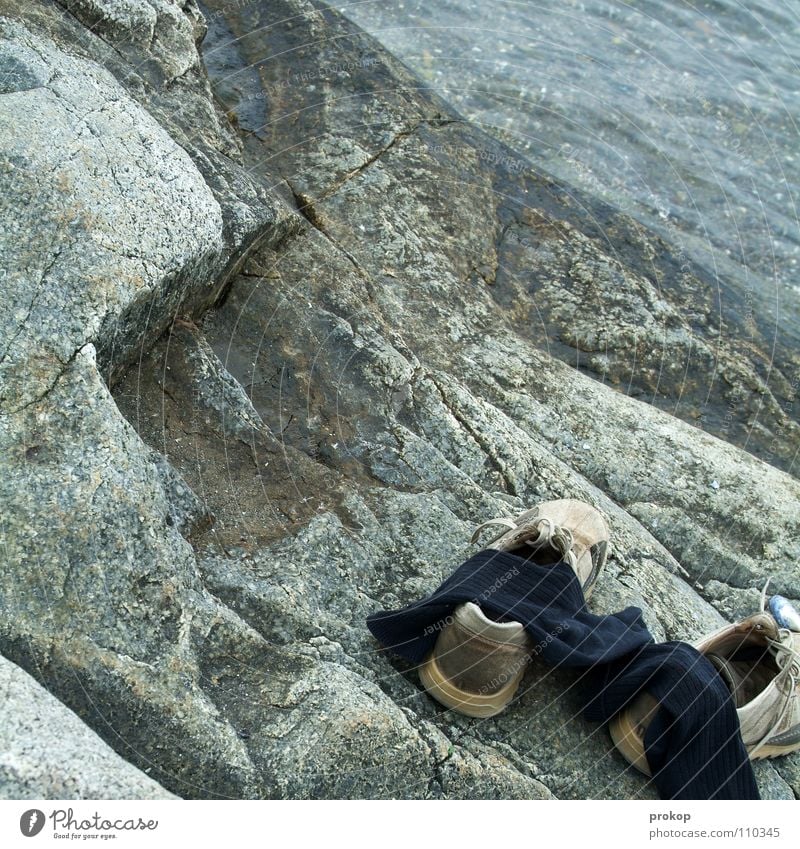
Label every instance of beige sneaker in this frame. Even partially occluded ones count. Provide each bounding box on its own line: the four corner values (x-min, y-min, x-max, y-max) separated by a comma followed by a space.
471, 498, 610, 598
418, 602, 533, 717
419, 499, 611, 717
610, 590, 800, 773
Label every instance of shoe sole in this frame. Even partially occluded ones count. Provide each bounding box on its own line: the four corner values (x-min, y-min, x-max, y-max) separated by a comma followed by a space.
418, 652, 526, 718
750, 743, 800, 760
582, 537, 608, 599
608, 704, 800, 771
607, 692, 661, 777
608, 711, 653, 776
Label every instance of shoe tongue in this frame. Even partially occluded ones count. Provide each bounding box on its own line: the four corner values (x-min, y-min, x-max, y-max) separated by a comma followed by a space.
518, 528, 566, 565
707, 653, 750, 708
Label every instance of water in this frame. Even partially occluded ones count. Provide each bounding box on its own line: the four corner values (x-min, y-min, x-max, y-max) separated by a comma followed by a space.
341, 0, 800, 343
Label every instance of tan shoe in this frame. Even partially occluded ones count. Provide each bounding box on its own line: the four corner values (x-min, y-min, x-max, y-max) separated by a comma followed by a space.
419, 499, 611, 717
470, 498, 611, 597
418, 602, 532, 717
609, 590, 800, 773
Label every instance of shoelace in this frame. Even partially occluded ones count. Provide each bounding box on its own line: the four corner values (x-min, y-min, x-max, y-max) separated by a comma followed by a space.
748, 579, 800, 757
470, 510, 576, 567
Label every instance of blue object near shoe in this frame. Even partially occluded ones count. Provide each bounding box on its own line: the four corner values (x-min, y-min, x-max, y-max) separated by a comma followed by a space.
768, 595, 800, 632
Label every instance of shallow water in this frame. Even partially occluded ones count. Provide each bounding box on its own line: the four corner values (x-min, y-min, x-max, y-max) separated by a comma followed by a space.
341, 0, 800, 344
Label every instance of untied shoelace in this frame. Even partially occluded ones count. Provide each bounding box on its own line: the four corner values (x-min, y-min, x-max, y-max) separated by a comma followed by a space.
469, 507, 577, 569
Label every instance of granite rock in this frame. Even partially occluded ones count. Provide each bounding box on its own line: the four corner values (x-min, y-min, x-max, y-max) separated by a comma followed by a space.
0, 653, 175, 799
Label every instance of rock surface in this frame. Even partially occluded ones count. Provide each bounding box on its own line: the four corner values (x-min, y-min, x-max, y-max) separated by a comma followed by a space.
0, 0, 798, 800
0, 653, 175, 799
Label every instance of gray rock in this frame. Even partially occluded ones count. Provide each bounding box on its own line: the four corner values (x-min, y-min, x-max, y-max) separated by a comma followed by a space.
146, 446, 214, 540
59, 0, 204, 84
0, 17, 224, 411
0, 652, 175, 799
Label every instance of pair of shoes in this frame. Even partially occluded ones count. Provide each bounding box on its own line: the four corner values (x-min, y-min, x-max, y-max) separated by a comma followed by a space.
610, 584, 800, 770
419, 499, 800, 766
419, 498, 610, 718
